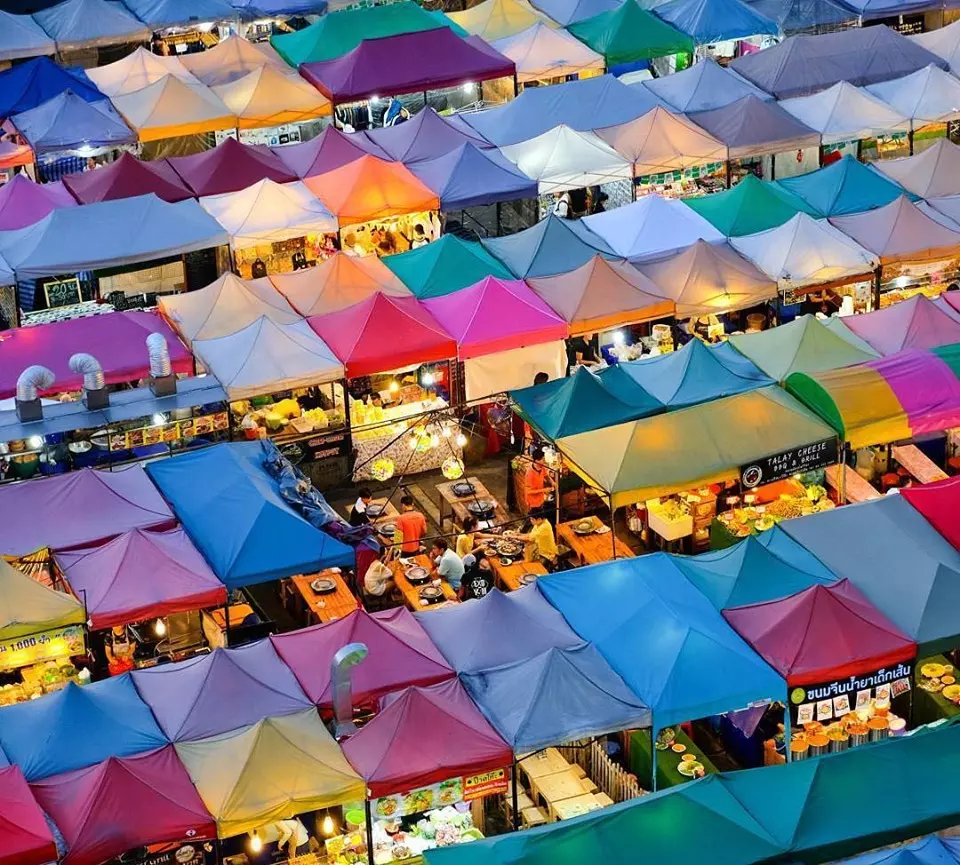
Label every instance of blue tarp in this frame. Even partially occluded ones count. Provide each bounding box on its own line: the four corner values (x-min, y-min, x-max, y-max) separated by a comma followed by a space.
32, 0, 150, 51
463, 74, 661, 146
653, 0, 778, 45
837, 836, 960, 865
11, 90, 135, 154
0, 676, 167, 782
482, 214, 618, 278
122, 0, 236, 27
746, 0, 857, 34
0, 11, 55, 62
643, 56, 772, 112
146, 442, 355, 589
0, 57, 102, 118
462, 644, 651, 752
415, 586, 584, 674
538, 554, 785, 728
529, 0, 621, 25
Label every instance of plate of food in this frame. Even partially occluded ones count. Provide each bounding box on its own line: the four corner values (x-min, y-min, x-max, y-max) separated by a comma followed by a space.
496, 539, 524, 558
920, 678, 944, 692
375, 797, 400, 818
310, 577, 337, 594
944, 684, 960, 702
655, 728, 676, 750
499, 557, 513, 567
519, 573, 538, 586
671, 743, 686, 754
405, 566, 430, 584
483, 546, 498, 557
572, 519, 596, 535
419, 585, 443, 600
677, 761, 705, 778
921, 662, 946, 679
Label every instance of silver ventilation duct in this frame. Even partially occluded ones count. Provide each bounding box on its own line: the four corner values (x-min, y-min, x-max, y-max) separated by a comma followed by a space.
331, 642, 368, 738
68, 353, 109, 409
15, 365, 55, 422
146, 332, 176, 397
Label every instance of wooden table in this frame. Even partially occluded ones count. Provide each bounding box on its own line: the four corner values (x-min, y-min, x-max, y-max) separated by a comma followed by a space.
290, 570, 359, 624
490, 559, 547, 592
557, 517, 634, 566
533, 767, 588, 806
551, 792, 606, 821
437, 477, 510, 531
202, 603, 253, 649
518, 748, 571, 785
825, 464, 881, 504
389, 554, 459, 612
892, 445, 949, 484
343, 497, 399, 523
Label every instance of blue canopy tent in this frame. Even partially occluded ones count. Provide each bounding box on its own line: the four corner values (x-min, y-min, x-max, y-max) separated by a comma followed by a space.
364, 107, 492, 164
839, 0, 945, 19
0, 57, 102, 118
746, 0, 858, 35
11, 91, 135, 155
146, 442, 354, 589
122, 0, 237, 27
835, 836, 960, 865
0, 676, 167, 782
0, 11, 55, 62
643, 56, 772, 113
529, 0, 621, 25
228, 0, 327, 17
32, 0, 150, 52
653, 0, 778, 45
461, 644, 651, 752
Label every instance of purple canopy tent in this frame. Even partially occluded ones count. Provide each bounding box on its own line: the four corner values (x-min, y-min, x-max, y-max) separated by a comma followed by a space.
271, 125, 389, 179
10, 91, 135, 155
168, 136, 296, 197
62, 152, 193, 204
365, 107, 492, 164
0, 174, 75, 230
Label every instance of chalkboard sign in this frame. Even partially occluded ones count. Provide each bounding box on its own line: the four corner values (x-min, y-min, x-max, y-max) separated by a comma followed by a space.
182, 249, 218, 292
42, 277, 81, 308
740, 437, 839, 489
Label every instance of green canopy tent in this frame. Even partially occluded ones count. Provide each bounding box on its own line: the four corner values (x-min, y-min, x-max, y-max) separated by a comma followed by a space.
568, 0, 693, 67
683, 174, 816, 237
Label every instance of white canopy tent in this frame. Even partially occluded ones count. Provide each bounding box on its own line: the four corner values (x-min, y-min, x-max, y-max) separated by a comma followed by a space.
911, 19, 960, 73
110, 75, 236, 142
779, 81, 911, 145
492, 23, 604, 83
866, 65, 960, 128
87, 47, 201, 98
181, 35, 289, 88
871, 139, 960, 198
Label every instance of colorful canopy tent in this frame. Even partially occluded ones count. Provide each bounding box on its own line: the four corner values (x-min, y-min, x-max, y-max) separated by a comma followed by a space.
416, 586, 584, 674
833, 836, 960, 865
637, 238, 778, 316
0, 555, 84, 639
644, 57, 771, 113
30, 747, 215, 865
0, 11, 55, 62
175, 709, 365, 838
122, 0, 235, 27
411, 143, 538, 211
493, 23, 604, 83
145, 442, 354, 588
384, 234, 513, 299
500, 124, 633, 194
462, 644, 650, 752
902, 474, 960, 553
683, 174, 815, 237
539, 554, 784, 728
818, 313, 903, 354
729, 314, 880, 381
212, 65, 331, 129
583, 195, 724, 261
62, 152, 193, 203
529, 0, 619, 24
300, 29, 516, 105
526, 255, 673, 334
745, 0, 857, 35
272, 125, 389, 179
842, 0, 945, 20
198, 178, 336, 250
0, 766, 57, 865
557, 385, 837, 505
0, 676, 167, 782
463, 74, 660, 147
0, 174, 75, 230
272, 608, 453, 709
841, 294, 960, 356
866, 65, 960, 129
449, 0, 554, 41
872, 139, 960, 199
911, 18, 960, 73
937, 291, 960, 323
783, 495, 960, 654
365, 107, 491, 165
133, 640, 312, 742
483, 213, 618, 278
85, 48, 201, 98
168, 137, 296, 198
729, 213, 879, 291
32, 0, 149, 51
231, 0, 327, 15
11, 91, 136, 154
568, 1, 693, 66
307, 293, 456, 378
54, 527, 226, 631
341, 679, 512, 797
728, 25, 948, 100
191, 317, 343, 401
0, 195, 228, 284
0, 57, 103, 118
654, 0, 778, 45
596, 105, 727, 178
181, 35, 288, 88
921, 195, 960, 231
305, 155, 439, 228
779, 81, 911, 145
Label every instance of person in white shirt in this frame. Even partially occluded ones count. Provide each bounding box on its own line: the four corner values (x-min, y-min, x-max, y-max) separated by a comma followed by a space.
364, 553, 394, 597
553, 191, 571, 218
275, 818, 310, 859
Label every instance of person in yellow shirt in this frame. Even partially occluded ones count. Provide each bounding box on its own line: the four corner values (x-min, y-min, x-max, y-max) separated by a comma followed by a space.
509, 509, 557, 570
456, 515, 479, 559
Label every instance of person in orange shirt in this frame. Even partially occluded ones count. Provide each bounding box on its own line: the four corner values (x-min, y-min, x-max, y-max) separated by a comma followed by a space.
524, 447, 554, 512
394, 494, 427, 555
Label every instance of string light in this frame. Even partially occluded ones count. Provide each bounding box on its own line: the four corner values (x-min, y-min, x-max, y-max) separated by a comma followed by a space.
455, 433, 467, 448
154, 618, 166, 637
422, 372, 435, 387
389, 380, 400, 393
612, 330, 625, 346
322, 814, 335, 836
249, 831, 262, 853
441, 425, 452, 438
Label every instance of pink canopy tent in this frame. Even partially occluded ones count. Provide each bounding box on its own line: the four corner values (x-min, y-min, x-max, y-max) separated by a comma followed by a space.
0, 174, 75, 230
54, 527, 226, 631
0, 766, 56, 865
271, 125, 390, 179
0, 310, 192, 400
271, 608, 454, 710
168, 136, 297, 198
341, 679, 512, 797
842, 294, 960, 356
62, 152, 193, 204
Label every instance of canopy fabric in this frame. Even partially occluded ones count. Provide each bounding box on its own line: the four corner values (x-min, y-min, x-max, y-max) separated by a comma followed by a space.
0, 11, 54, 62
110, 75, 236, 142
526, 255, 673, 334
644, 57, 771, 114
689, 95, 820, 160
411, 143, 538, 210
0, 194, 228, 282
729, 314, 880, 381
841, 294, 960, 356
133, 640, 312, 742
0, 556, 84, 640
123, 0, 234, 26
728, 25, 948, 99
0, 676, 167, 782
729, 213, 879, 290
902, 474, 960, 553
85, 48, 201, 98
0, 766, 57, 865
212, 66, 331, 128
307, 293, 456, 377
305, 154, 439, 226
745, 0, 857, 34
783, 495, 960, 654
596, 105, 727, 177
0, 57, 103, 118
168, 137, 296, 198
529, 0, 620, 24
557, 385, 837, 505
568, 1, 693, 66
198, 178, 336, 250
31, 747, 214, 865
841, 0, 945, 20
192, 317, 343, 401
493, 23, 604, 83
654, 0, 778, 44
866, 64, 960, 127
62, 151, 193, 203
272, 124, 389, 180
833, 837, 960, 865
32, 0, 149, 51
922, 195, 960, 231
181, 35, 289, 88
637, 238, 778, 316
146, 442, 354, 588
365, 107, 491, 164
416, 586, 584, 674
912, 18, 960, 73
449, 0, 555, 41
300, 29, 516, 104
175, 709, 365, 838
0, 174, 75, 230
500, 124, 633, 194
483, 213, 618, 278
462, 644, 650, 752
539, 554, 784, 728
462, 340, 566, 400
683, 174, 815, 237
384, 234, 513, 299
341, 679, 512, 797
872, 139, 960, 199
12, 91, 135, 154
583, 195, 725, 261
54, 527, 226, 632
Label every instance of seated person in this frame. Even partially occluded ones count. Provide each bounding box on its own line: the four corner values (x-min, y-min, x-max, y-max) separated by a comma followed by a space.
431, 538, 464, 593
363, 550, 395, 605
509, 509, 558, 570
460, 553, 494, 600
350, 487, 373, 527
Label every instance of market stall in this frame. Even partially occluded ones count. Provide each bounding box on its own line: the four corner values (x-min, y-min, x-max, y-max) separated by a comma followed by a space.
391, 554, 460, 612
873, 139, 960, 199
866, 65, 960, 154
0, 765, 57, 865
273, 125, 391, 180
168, 137, 297, 198
86, 47, 202, 98
365, 107, 492, 165
211, 64, 331, 134
384, 235, 513, 300
0, 57, 104, 120
839, 294, 960, 355
62, 151, 194, 204
32, 0, 149, 54
901, 473, 960, 550
449, 0, 553, 41
528, 0, 618, 25
0, 9, 54, 63
645, 57, 770, 114
493, 23, 604, 86
654, 0, 778, 59
181, 35, 290, 88
683, 175, 815, 238
0, 174, 75, 231
626, 725, 718, 789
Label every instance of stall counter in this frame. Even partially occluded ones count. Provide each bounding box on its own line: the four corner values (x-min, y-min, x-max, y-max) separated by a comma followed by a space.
625, 727, 718, 789
914, 654, 960, 726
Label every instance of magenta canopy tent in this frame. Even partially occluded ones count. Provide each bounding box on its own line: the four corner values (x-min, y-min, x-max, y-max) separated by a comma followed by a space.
0, 309, 192, 400
132, 639, 312, 742
271, 608, 454, 710
62, 152, 193, 204
54, 527, 226, 631
271, 125, 389, 179
0, 466, 174, 557
168, 136, 297, 197
0, 174, 75, 230
300, 29, 516, 104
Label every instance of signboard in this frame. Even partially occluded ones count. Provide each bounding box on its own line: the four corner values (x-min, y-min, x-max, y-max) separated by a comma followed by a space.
0, 624, 86, 671
278, 428, 351, 466
788, 661, 913, 725
108, 412, 229, 452
373, 768, 508, 819
42, 277, 81, 309
740, 437, 839, 489
463, 768, 508, 801
128, 842, 214, 865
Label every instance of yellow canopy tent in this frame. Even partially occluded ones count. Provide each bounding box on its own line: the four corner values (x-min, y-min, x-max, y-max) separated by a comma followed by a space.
0, 557, 84, 641
212, 66, 331, 130
449, 0, 555, 42
111, 75, 236, 142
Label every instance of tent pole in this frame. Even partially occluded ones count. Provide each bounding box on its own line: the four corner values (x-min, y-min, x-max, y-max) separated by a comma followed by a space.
223, 599, 230, 648
724, 160, 731, 190
838, 444, 847, 505
608, 493, 617, 560
908, 128, 915, 156
365, 801, 376, 865
873, 267, 882, 311
784, 696, 792, 763
818, 144, 824, 168
511, 759, 521, 831
650, 723, 658, 793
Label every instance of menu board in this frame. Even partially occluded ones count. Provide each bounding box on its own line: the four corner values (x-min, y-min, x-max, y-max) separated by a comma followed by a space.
789, 662, 913, 725
373, 769, 508, 819
740, 437, 839, 489
108, 412, 229, 452
0, 624, 85, 671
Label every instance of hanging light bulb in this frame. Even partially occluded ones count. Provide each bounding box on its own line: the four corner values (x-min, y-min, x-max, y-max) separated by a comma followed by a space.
322, 813, 335, 836
442, 425, 452, 438
409, 434, 419, 450
612, 330, 626, 346
152, 413, 166, 427
421, 371, 435, 387
154, 618, 166, 637
249, 831, 262, 853
430, 434, 440, 448
455, 432, 467, 448
389, 380, 400, 393
27, 436, 43, 450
